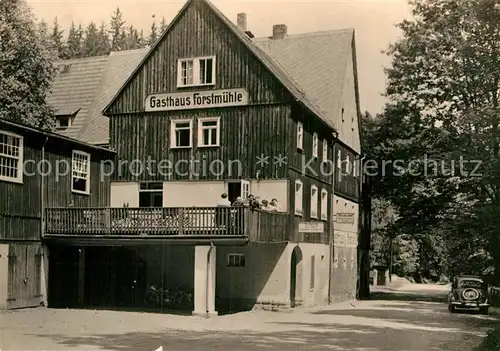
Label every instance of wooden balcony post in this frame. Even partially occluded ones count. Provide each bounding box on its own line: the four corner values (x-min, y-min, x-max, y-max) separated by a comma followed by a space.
106, 208, 112, 235
178, 208, 184, 235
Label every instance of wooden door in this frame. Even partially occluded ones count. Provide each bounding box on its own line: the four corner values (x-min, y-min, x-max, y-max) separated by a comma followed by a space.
7, 243, 42, 309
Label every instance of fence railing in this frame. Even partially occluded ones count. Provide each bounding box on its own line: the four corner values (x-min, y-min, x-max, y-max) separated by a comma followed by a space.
44, 207, 248, 236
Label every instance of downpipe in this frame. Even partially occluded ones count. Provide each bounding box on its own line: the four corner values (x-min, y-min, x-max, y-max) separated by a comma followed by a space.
206, 241, 215, 315
40, 136, 48, 307
41, 136, 48, 238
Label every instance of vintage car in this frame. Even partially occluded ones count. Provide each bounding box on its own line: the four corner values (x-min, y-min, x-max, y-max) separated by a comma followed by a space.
448, 275, 490, 314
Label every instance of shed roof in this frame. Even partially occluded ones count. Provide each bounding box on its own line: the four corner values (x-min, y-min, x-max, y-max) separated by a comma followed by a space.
0, 117, 115, 154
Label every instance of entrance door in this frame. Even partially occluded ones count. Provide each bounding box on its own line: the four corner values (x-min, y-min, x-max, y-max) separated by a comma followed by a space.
290, 246, 303, 308
7, 243, 42, 309
227, 180, 250, 203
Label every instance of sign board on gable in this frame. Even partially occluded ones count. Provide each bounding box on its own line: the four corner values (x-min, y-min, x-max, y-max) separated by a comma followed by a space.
334, 213, 355, 224
298, 222, 324, 233
145, 88, 249, 112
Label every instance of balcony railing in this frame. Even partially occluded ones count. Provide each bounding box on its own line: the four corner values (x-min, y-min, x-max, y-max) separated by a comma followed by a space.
44, 207, 251, 237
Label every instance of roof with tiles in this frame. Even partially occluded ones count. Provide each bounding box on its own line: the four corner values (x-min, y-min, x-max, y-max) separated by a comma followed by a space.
50, 0, 357, 145
104, 0, 356, 134
79, 48, 148, 145
200, 0, 334, 128
48, 55, 108, 139
254, 29, 354, 132
47, 48, 148, 145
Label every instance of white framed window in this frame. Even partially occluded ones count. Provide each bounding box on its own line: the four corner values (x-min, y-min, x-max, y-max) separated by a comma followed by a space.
310, 185, 318, 219
297, 121, 303, 150
177, 56, 216, 87
337, 150, 342, 181
241, 180, 250, 200
198, 117, 220, 147
72, 150, 90, 195
227, 253, 245, 267
0, 131, 23, 184
312, 132, 318, 158
170, 119, 193, 148
294, 179, 303, 216
322, 139, 328, 162
320, 189, 328, 221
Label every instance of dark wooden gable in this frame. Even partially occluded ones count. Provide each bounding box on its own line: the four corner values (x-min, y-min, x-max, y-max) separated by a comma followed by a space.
103, 0, 293, 115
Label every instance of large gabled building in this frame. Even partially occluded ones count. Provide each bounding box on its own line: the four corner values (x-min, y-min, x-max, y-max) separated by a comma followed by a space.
36, 0, 364, 314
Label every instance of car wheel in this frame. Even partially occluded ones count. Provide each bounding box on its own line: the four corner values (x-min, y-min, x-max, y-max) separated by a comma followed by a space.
479, 307, 489, 315
448, 305, 455, 313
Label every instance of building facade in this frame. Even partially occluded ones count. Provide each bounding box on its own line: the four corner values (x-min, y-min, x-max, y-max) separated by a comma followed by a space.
9, 0, 364, 315
0, 118, 114, 309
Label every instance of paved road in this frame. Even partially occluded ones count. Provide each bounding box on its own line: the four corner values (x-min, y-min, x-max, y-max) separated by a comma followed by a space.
1, 284, 499, 350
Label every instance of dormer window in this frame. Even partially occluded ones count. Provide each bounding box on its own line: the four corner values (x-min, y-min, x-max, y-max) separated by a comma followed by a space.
56, 116, 72, 130
177, 56, 216, 87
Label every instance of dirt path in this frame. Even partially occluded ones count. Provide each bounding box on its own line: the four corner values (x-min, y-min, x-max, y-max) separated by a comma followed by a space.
1, 285, 497, 350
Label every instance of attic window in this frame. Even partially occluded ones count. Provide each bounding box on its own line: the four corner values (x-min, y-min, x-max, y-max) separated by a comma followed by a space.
56, 116, 72, 130
61, 64, 71, 73
177, 56, 216, 87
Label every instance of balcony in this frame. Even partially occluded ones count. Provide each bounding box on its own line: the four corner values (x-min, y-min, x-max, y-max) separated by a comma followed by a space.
43, 207, 301, 245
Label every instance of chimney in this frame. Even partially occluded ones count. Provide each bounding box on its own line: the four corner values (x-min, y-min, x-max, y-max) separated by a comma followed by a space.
237, 13, 247, 32
272, 24, 287, 39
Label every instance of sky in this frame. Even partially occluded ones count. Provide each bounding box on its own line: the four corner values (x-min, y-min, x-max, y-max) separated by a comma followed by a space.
27, 0, 413, 115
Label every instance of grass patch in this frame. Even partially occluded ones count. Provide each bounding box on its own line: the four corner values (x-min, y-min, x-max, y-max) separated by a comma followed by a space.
476, 327, 500, 351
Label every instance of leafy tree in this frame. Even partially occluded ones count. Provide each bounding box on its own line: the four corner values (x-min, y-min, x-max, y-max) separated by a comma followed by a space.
366, 0, 500, 282
0, 0, 57, 128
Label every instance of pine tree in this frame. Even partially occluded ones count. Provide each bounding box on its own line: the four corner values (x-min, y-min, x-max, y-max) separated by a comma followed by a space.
124, 25, 137, 49
82, 21, 99, 57
148, 20, 157, 45
50, 17, 65, 58
65, 22, 83, 58
138, 29, 146, 48
110, 7, 126, 51
96, 22, 111, 56
159, 16, 167, 33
